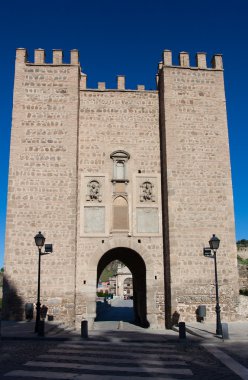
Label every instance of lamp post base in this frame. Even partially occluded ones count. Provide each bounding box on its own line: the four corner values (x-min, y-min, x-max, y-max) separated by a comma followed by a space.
37, 320, 45, 336
34, 301, 41, 333
216, 303, 222, 337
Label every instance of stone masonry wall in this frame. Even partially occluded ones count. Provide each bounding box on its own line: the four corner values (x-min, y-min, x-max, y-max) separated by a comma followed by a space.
76, 88, 166, 328
238, 247, 248, 260
238, 264, 248, 290
238, 295, 248, 320
159, 51, 239, 322
4, 47, 239, 327
238, 248, 248, 291
3, 49, 79, 322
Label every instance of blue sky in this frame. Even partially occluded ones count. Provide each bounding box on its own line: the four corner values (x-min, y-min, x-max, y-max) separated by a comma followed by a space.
0, 0, 247, 267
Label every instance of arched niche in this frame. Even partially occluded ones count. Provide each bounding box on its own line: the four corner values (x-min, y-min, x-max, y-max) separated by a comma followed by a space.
110, 150, 130, 182
112, 196, 129, 231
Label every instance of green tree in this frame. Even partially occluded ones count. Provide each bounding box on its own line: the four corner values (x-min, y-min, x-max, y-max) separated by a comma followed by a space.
237, 239, 248, 247
99, 260, 122, 281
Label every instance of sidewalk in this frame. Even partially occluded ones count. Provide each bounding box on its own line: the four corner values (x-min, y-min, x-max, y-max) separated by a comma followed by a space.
1, 318, 248, 342
184, 321, 248, 342
0, 320, 76, 340
186, 321, 248, 380
0, 319, 182, 341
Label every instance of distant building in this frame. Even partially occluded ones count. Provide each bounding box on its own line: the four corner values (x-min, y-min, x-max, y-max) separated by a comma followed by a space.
97, 264, 133, 298
115, 264, 133, 298
97, 281, 110, 294
108, 277, 116, 296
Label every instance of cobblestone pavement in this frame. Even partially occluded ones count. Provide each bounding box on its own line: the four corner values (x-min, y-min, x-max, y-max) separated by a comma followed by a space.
219, 341, 248, 368
0, 331, 242, 380
0, 340, 58, 376
1, 303, 248, 379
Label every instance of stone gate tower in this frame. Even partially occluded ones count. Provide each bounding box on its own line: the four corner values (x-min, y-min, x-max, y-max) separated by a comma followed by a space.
3, 48, 239, 328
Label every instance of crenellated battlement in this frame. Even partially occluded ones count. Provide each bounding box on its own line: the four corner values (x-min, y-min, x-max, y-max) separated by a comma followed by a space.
16, 47, 223, 93
160, 50, 223, 70
16, 48, 147, 91
80, 74, 147, 91
81, 75, 147, 91
16, 48, 80, 65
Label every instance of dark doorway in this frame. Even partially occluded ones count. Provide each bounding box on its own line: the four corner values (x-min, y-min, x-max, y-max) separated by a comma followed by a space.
96, 248, 149, 327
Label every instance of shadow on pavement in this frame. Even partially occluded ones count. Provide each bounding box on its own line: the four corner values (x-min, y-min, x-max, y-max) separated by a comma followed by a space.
0, 320, 244, 380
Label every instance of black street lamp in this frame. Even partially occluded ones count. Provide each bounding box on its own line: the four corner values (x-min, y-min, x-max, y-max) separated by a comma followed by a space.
34, 231, 52, 335
203, 234, 222, 336
209, 234, 220, 251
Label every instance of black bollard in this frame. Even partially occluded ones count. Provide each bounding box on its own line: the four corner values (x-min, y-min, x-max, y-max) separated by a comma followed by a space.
37, 320, 45, 337
25, 303, 34, 321
81, 320, 88, 339
179, 322, 186, 339
222, 323, 229, 340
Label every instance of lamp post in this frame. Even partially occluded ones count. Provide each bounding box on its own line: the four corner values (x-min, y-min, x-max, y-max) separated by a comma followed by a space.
34, 232, 53, 334
209, 234, 222, 336
203, 234, 222, 336
34, 231, 45, 333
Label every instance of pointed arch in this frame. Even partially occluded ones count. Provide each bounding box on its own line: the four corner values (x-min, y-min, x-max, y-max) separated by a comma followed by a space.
113, 196, 129, 230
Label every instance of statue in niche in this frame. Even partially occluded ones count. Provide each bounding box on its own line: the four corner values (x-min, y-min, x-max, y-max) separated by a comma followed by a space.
86, 180, 102, 202
140, 181, 155, 202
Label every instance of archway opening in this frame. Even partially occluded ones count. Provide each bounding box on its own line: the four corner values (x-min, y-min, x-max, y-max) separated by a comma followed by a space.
96, 247, 149, 328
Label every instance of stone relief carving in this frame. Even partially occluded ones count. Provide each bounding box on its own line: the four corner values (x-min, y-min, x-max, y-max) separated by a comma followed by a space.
86, 180, 102, 202
140, 181, 155, 202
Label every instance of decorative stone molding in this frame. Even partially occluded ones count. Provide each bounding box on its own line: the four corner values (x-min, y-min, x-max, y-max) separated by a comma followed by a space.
110, 150, 130, 182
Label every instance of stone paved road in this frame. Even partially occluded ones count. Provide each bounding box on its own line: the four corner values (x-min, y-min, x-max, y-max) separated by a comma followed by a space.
1, 331, 242, 380
96, 298, 134, 322
0, 340, 58, 376
1, 303, 247, 379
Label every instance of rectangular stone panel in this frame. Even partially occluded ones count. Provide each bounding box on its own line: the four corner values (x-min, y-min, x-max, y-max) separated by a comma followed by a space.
136, 207, 159, 233
115, 183, 126, 193
84, 207, 105, 233
113, 205, 129, 230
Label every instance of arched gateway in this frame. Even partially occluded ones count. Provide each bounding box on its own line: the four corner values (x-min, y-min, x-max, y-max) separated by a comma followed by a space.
76, 239, 164, 329
97, 248, 148, 327
3, 48, 239, 327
